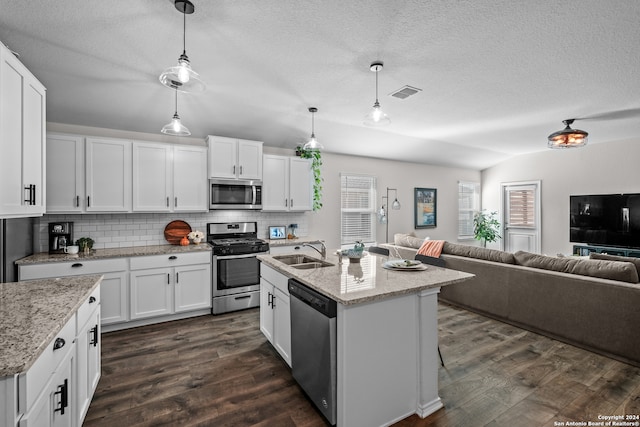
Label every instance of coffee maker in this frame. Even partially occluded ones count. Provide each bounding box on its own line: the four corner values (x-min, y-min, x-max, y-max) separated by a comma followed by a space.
49, 222, 73, 254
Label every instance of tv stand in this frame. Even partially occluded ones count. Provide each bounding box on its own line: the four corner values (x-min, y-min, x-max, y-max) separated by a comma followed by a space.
573, 244, 640, 258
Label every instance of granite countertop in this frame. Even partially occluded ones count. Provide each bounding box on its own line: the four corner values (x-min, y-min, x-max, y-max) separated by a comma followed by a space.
15, 243, 211, 265
266, 237, 322, 247
258, 252, 474, 305
0, 274, 103, 377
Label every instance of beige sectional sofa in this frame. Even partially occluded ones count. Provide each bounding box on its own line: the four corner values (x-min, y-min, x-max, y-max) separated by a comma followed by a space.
381, 235, 640, 367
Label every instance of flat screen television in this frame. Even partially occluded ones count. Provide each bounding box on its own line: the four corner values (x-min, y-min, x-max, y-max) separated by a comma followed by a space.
570, 193, 640, 248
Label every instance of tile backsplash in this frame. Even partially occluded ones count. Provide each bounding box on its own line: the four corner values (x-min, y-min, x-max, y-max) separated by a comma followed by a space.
37, 211, 309, 253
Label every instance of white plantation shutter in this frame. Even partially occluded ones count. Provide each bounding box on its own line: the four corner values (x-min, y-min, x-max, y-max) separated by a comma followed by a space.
458, 181, 480, 239
341, 174, 376, 245
508, 188, 536, 227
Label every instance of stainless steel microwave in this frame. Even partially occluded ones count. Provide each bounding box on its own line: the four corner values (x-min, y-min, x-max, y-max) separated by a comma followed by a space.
209, 179, 262, 210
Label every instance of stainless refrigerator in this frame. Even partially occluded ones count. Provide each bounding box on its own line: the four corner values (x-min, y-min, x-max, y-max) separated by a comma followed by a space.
0, 217, 34, 283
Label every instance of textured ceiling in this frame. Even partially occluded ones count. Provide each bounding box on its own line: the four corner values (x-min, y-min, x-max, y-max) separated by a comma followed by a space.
1, 0, 639, 170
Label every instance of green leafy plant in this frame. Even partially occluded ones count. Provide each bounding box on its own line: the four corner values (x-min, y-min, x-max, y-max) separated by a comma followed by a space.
473, 210, 501, 247
297, 146, 323, 211
76, 237, 94, 252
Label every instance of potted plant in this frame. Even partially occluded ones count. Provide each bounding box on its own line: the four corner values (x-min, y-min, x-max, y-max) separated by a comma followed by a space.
76, 237, 95, 254
473, 210, 501, 248
297, 145, 323, 211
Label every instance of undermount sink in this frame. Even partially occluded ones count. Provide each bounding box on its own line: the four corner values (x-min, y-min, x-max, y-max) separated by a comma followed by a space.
272, 254, 334, 269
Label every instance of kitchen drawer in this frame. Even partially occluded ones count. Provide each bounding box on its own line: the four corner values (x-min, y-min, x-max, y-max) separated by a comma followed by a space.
260, 264, 289, 295
130, 251, 211, 270
19, 258, 128, 280
77, 284, 101, 329
19, 314, 76, 412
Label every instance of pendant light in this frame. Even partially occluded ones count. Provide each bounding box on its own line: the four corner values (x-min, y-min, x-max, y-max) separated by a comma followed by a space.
161, 89, 191, 136
364, 62, 390, 126
378, 188, 400, 242
548, 119, 588, 149
303, 107, 323, 150
159, 0, 206, 93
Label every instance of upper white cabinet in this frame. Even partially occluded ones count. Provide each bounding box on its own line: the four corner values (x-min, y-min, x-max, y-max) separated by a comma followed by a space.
85, 137, 132, 212
46, 134, 85, 212
0, 42, 46, 218
207, 135, 263, 180
262, 155, 312, 211
132, 142, 208, 212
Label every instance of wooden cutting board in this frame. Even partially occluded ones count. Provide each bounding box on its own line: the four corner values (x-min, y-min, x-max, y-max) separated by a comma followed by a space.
164, 220, 192, 245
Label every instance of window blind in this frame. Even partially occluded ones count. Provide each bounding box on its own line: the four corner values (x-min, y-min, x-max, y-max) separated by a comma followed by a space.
508, 188, 535, 227
341, 174, 377, 245
458, 181, 480, 239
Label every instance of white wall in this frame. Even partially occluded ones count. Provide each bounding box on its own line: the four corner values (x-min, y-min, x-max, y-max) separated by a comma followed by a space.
307, 152, 481, 250
481, 137, 640, 256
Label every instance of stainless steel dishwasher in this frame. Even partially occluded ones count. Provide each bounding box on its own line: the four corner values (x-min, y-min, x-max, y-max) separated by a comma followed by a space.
288, 279, 338, 426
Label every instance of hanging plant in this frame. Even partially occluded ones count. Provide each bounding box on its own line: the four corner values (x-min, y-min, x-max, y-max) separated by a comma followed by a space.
297, 146, 323, 211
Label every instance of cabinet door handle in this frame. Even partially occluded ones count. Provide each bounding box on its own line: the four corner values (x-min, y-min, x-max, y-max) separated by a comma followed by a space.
167, 273, 170, 284
240, 165, 243, 175
53, 337, 65, 350
290, 198, 293, 208
175, 197, 178, 207
169, 255, 177, 260
233, 165, 236, 175
71, 263, 83, 268
285, 199, 288, 207
53, 379, 69, 415
89, 296, 96, 303
90, 325, 99, 347
176, 272, 179, 283
166, 197, 169, 207
235, 295, 250, 300
31, 185, 36, 205
87, 195, 91, 207
76, 195, 80, 207
24, 185, 35, 205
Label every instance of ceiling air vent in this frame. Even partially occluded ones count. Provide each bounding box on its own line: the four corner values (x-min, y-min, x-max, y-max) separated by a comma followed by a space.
389, 85, 422, 100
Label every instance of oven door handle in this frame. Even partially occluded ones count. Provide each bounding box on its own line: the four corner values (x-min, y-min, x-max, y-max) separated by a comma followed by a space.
215, 252, 267, 260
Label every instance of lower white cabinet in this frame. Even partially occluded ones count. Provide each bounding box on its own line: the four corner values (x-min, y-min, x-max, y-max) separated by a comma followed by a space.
8, 285, 101, 427
18, 258, 128, 327
130, 252, 211, 320
260, 264, 291, 366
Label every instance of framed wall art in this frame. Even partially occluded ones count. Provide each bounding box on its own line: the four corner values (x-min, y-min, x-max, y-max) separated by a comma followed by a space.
268, 226, 286, 240
414, 188, 437, 228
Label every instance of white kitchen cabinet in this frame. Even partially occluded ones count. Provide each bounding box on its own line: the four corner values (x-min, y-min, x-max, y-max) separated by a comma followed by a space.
75, 286, 101, 426
259, 264, 291, 366
130, 252, 211, 320
132, 143, 207, 212
173, 145, 208, 211
262, 155, 312, 211
0, 42, 46, 218
207, 135, 263, 180
18, 258, 129, 327
46, 134, 84, 212
85, 137, 132, 212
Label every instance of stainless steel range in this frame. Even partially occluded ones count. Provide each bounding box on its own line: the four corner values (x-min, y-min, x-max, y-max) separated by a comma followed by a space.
207, 222, 269, 315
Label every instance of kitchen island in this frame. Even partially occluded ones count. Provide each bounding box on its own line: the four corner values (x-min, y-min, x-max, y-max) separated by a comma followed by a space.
258, 252, 474, 427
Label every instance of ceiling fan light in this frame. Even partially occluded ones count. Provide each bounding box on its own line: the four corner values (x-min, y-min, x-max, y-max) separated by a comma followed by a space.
548, 119, 588, 149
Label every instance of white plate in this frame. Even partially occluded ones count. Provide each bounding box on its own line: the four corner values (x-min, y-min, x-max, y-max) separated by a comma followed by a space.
383, 260, 426, 270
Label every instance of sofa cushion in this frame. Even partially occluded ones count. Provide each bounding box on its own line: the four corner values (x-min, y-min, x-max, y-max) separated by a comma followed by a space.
394, 233, 426, 249
514, 251, 640, 283
589, 252, 640, 275
442, 242, 516, 264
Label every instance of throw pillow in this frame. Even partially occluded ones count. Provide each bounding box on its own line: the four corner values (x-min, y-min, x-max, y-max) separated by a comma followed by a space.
514, 251, 639, 283
394, 233, 425, 249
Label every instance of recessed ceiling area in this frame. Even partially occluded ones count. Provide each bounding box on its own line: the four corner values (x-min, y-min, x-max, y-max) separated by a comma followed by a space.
1, 0, 639, 170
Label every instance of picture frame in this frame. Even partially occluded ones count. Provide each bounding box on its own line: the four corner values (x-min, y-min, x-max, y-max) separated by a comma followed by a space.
269, 225, 286, 240
414, 188, 437, 228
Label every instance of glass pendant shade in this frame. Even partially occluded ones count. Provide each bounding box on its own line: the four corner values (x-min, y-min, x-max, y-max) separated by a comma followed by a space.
161, 89, 191, 136
378, 205, 387, 224
159, 0, 206, 93
303, 107, 324, 150
364, 62, 391, 126
391, 198, 401, 210
548, 119, 588, 149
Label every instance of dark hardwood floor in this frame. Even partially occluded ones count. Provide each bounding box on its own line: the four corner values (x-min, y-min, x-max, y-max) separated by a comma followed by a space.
84, 303, 640, 426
